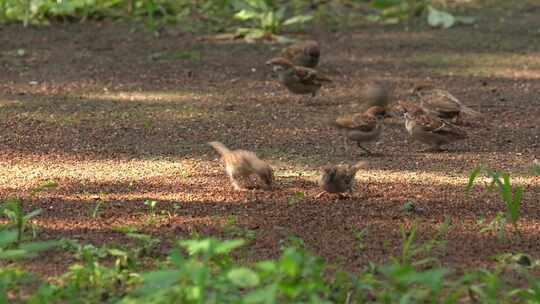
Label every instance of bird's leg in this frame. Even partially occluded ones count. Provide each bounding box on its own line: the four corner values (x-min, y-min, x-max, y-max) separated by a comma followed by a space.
357, 143, 372, 155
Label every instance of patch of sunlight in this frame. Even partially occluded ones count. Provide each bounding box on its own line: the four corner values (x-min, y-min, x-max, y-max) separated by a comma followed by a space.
276, 170, 318, 178
359, 169, 538, 187
0, 158, 194, 188
82, 91, 206, 103
281, 163, 538, 187
411, 52, 540, 79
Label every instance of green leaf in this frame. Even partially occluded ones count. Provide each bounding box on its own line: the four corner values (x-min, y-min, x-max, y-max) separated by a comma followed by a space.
274, 6, 286, 24
23, 209, 42, 221
427, 6, 456, 29
465, 167, 482, 193
371, 0, 402, 10
180, 238, 244, 256
279, 248, 302, 277
245, 30, 267, 42
509, 186, 523, 223
107, 248, 128, 257
261, 11, 275, 31
234, 9, 258, 21
243, 285, 277, 304
134, 270, 181, 296
18, 240, 60, 252
0, 249, 31, 259
499, 173, 513, 204
0, 230, 18, 248
215, 239, 245, 255
256, 260, 277, 274
283, 14, 313, 26
245, 0, 268, 11
227, 267, 260, 288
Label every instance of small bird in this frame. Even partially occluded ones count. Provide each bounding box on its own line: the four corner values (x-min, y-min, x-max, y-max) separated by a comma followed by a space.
332, 106, 387, 155
208, 141, 273, 191
401, 106, 468, 151
280, 40, 320, 68
265, 57, 332, 100
412, 85, 482, 123
359, 81, 392, 111
317, 161, 367, 198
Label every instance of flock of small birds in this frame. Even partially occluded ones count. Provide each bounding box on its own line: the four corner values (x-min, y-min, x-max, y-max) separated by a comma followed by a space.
208, 40, 484, 197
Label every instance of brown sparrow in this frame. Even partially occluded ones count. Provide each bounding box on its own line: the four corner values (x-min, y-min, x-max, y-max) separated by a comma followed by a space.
332, 106, 387, 155
317, 161, 367, 197
208, 141, 273, 191
412, 85, 482, 122
280, 40, 320, 68
359, 81, 392, 111
401, 105, 468, 151
265, 57, 332, 99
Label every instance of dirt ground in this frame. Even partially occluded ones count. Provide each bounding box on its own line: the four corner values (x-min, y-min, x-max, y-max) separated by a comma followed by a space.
0, 2, 539, 278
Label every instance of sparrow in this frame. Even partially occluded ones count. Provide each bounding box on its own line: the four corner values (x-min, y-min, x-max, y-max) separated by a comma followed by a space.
265, 57, 332, 99
411, 85, 482, 123
317, 161, 367, 197
401, 105, 468, 151
332, 106, 387, 155
208, 141, 273, 191
359, 81, 392, 111
280, 40, 320, 68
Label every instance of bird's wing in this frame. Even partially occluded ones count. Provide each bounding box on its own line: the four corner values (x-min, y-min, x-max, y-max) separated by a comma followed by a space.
334, 113, 377, 132
295, 66, 331, 84
420, 89, 461, 113
281, 44, 302, 60
415, 113, 467, 138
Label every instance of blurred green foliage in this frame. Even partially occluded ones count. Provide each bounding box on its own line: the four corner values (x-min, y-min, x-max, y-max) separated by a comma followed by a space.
0, 0, 473, 37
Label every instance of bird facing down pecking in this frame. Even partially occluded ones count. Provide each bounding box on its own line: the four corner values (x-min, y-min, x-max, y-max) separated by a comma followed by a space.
318, 161, 367, 196
208, 141, 273, 191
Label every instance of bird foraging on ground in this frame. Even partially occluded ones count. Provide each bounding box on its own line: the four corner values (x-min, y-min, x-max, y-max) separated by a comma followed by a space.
399, 103, 468, 151
280, 40, 320, 68
359, 81, 392, 111
411, 85, 482, 123
332, 106, 387, 155
317, 161, 367, 198
208, 141, 273, 191
265, 57, 331, 102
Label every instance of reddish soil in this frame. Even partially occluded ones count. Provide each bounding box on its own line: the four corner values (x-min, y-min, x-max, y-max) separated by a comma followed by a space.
0, 2, 539, 278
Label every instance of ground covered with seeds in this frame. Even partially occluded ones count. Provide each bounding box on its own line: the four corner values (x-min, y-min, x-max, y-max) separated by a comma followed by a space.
0, 2, 539, 278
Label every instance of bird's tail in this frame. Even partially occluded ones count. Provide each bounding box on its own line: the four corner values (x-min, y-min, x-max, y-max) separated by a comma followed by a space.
331, 116, 353, 130
317, 74, 333, 83
208, 141, 231, 156
460, 105, 482, 118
